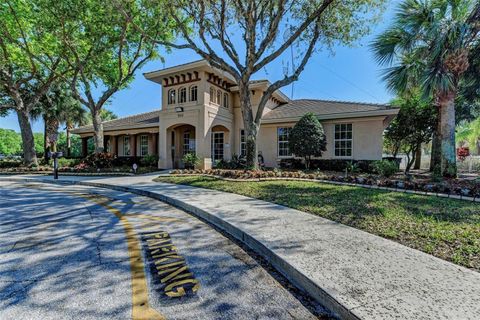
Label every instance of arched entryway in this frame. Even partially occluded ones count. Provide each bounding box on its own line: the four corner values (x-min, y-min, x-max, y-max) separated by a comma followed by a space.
166, 124, 196, 169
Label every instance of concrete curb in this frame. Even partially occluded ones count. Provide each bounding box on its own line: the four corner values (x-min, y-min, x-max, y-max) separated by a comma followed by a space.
168, 173, 480, 203
3, 177, 359, 320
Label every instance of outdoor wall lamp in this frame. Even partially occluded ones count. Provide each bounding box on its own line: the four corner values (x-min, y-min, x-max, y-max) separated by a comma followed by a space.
175, 107, 184, 113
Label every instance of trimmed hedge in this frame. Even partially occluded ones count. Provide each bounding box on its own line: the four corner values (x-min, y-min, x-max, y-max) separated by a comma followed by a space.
169, 169, 480, 199
0, 159, 22, 168
279, 158, 376, 173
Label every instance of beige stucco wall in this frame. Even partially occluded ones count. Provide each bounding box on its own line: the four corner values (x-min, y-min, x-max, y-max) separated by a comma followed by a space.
158, 72, 236, 169
256, 117, 386, 168
77, 64, 391, 169
115, 133, 154, 157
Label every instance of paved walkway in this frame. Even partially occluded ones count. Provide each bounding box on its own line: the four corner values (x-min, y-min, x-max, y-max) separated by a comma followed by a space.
2, 173, 479, 320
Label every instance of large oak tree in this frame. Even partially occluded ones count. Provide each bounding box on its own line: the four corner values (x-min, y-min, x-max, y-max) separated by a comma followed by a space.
45, 0, 176, 153
0, 0, 69, 165
123, 0, 385, 168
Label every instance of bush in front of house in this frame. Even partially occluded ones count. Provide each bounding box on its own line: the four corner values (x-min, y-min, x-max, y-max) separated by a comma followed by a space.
140, 154, 159, 167
279, 159, 376, 173
82, 152, 114, 169
57, 158, 81, 168
289, 113, 327, 169
215, 154, 246, 169
182, 153, 200, 169
279, 158, 303, 169
112, 156, 136, 167
0, 159, 22, 168
371, 160, 398, 177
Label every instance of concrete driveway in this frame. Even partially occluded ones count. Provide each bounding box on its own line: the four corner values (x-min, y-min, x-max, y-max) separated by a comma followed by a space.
0, 181, 329, 320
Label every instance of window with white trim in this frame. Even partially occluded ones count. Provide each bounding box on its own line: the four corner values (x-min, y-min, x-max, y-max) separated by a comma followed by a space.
240, 129, 246, 157
277, 127, 291, 157
179, 87, 187, 103
183, 131, 195, 155
334, 123, 353, 157
167, 89, 176, 104
211, 132, 224, 162
209, 87, 215, 103
223, 93, 229, 108
190, 85, 197, 102
123, 136, 130, 156
140, 135, 148, 156
216, 90, 221, 105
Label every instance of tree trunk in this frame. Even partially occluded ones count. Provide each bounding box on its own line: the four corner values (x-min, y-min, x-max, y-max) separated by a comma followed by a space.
238, 83, 258, 169
17, 109, 38, 166
44, 118, 50, 162
66, 125, 71, 158
437, 92, 457, 177
414, 143, 422, 170
91, 108, 104, 153
405, 149, 416, 173
430, 119, 441, 172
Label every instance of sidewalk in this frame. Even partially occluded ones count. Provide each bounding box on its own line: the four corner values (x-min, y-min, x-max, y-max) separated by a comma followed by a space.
2, 173, 479, 320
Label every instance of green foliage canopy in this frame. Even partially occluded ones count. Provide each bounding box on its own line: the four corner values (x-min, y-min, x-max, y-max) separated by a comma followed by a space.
289, 113, 327, 169
385, 92, 437, 171
0, 128, 22, 155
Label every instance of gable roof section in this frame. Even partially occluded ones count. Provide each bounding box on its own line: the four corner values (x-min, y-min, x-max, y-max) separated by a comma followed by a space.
71, 110, 160, 134
262, 99, 399, 123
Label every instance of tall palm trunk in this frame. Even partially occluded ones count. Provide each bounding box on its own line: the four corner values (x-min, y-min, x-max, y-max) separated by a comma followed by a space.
44, 117, 50, 162
437, 92, 457, 177
430, 122, 441, 172
45, 117, 60, 155
17, 109, 38, 166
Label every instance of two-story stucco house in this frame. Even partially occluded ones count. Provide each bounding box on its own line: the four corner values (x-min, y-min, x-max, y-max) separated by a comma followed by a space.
72, 60, 399, 169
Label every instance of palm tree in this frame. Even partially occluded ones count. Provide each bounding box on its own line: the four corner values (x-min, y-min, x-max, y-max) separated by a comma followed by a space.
85, 108, 118, 123
32, 83, 87, 160
59, 103, 88, 157
371, 0, 480, 177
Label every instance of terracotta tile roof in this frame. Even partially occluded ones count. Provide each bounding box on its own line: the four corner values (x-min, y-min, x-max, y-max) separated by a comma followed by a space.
263, 99, 394, 120
71, 110, 160, 134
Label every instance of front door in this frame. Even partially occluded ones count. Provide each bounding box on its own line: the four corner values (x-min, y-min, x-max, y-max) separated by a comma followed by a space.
211, 132, 224, 165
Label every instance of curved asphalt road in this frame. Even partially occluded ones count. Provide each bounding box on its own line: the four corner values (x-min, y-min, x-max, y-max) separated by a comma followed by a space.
0, 181, 331, 320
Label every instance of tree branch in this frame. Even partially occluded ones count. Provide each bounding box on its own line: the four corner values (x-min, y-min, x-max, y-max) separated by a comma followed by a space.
253, 0, 333, 73
255, 21, 321, 124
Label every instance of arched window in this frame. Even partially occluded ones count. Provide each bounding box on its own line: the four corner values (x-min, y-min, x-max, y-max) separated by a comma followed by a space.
179, 87, 187, 103
190, 85, 197, 102
209, 87, 215, 103
216, 89, 221, 105
223, 93, 229, 108
167, 89, 176, 104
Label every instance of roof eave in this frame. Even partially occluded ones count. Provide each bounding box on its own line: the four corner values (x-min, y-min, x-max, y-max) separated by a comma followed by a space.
71, 122, 160, 135
261, 108, 399, 124
144, 60, 237, 85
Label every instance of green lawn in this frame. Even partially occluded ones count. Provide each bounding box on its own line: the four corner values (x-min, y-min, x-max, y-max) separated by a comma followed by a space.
155, 175, 480, 271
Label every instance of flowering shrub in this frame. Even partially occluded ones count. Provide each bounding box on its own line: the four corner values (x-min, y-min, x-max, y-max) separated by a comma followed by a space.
457, 147, 470, 161
82, 152, 114, 168
72, 162, 90, 172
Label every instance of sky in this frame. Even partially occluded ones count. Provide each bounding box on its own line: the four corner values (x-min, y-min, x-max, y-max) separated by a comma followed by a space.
0, 0, 400, 133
